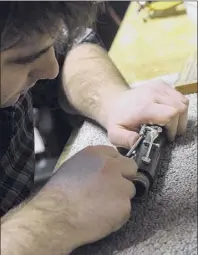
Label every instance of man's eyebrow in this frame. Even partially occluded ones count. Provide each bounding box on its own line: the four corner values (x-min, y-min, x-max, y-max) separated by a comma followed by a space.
6, 44, 53, 64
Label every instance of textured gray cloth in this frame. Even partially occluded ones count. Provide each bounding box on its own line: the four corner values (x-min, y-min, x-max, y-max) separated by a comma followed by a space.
65, 92, 197, 255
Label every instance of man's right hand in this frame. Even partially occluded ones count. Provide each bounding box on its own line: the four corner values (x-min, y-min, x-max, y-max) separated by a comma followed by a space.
1, 145, 137, 255
46, 145, 137, 248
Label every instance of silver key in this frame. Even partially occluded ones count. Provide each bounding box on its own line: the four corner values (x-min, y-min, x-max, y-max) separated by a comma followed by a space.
142, 129, 159, 164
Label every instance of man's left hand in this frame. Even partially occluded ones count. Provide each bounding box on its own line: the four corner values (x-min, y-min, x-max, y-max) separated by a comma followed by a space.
106, 80, 189, 149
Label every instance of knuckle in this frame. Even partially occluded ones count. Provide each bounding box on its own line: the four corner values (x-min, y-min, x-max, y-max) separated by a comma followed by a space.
169, 107, 179, 118
118, 158, 138, 180
106, 145, 117, 151
183, 96, 189, 106
179, 103, 188, 113
155, 80, 169, 91
161, 81, 170, 88
105, 146, 120, 157
101, 157, 118, 174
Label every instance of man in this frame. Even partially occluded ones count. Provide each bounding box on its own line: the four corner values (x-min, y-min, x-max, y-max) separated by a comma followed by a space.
0, 2, 189, 255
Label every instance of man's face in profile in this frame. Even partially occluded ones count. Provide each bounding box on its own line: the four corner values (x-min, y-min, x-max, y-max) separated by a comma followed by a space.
0, 33, 59, 108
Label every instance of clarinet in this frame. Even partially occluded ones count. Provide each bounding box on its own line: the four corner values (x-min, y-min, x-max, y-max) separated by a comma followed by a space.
118, 124, 166, 200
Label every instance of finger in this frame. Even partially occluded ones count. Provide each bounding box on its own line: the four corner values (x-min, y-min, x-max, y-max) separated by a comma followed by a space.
156, 94, 189, 136
177, 105, 189, 135
170, 92, 189, 135
163, 86, 189, 135
156, 94, 187, 115
115, 176, 136, 199
108, 126, 140, 149
164, 85, 189, 106
155, 95, 183, 140
113, 156, 138, 179
142, 103, 179, 126
165, 114, 179, 141
123, 180, 136, 199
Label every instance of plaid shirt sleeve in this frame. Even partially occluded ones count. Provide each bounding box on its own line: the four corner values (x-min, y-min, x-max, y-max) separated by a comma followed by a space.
0, 92, 35, 217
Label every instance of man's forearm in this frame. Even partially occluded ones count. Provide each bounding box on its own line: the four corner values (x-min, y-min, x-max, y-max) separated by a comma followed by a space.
1, 189, 78, 255
62, 43, 129, 128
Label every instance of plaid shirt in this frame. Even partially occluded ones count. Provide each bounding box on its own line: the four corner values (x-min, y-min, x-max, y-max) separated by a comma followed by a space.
0, 31, 104, 217
0, 92, 35, 216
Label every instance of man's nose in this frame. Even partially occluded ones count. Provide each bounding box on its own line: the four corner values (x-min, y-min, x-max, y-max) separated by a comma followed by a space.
31, 47, 59, 81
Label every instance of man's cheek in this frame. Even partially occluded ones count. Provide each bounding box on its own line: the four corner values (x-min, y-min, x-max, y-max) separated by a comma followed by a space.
0, 92, 21, 108
0, 79, 21, 107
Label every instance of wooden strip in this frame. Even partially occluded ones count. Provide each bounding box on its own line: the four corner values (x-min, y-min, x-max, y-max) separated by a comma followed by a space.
175, 81, 197, 94
177, 55, 197, 83
175, 53, 197, 94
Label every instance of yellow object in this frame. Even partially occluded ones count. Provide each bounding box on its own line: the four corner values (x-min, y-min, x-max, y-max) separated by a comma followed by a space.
146, 1, 182, 11
109, 2, 197, 83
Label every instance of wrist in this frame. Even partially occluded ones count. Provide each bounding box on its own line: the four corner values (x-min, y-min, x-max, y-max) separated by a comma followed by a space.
30, 187, 82, 253
100, 86, 129, 129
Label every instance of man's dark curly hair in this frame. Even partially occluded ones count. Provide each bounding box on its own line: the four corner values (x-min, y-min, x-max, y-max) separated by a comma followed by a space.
0, 1, 102, 52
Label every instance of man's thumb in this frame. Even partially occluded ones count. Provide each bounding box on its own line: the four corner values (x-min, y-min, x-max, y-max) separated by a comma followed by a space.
108, 126, 140, 149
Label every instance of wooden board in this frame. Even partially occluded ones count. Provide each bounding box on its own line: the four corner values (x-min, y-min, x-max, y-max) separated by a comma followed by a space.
175, 53, 197, 94
109, 2, 197, 83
